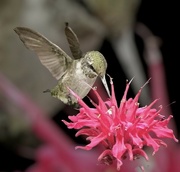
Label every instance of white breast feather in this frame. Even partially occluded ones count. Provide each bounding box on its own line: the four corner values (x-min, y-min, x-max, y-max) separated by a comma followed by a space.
76, 61, 83, 75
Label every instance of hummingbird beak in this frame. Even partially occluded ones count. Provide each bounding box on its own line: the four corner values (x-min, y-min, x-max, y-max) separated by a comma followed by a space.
101, 75, 111, 97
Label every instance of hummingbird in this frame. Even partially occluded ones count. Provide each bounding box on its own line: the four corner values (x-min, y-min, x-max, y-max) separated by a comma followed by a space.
14, 23, 110, 106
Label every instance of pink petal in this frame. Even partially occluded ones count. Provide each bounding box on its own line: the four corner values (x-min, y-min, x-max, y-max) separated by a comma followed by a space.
76, 132, 107, 150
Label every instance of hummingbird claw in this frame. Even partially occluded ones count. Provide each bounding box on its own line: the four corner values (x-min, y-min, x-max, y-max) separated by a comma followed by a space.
72, 103, 81, 110
43, 89, 51, 93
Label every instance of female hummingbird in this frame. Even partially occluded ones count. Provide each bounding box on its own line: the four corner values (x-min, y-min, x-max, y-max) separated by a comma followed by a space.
14, 23, 110, 106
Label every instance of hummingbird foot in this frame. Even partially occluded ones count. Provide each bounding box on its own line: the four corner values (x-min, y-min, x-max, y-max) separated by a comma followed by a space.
71, 102, 81, 110
43, 89, 51, 93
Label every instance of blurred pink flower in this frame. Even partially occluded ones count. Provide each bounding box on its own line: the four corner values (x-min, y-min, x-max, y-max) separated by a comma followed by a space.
62, 77, 178, 171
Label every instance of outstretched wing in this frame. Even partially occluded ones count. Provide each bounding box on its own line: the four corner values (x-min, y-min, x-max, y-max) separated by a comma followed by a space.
14, 27, 73, 80
65, 23, 82, 59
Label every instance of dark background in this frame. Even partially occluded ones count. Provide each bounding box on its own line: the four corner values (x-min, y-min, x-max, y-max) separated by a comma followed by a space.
137, 0, 179, 132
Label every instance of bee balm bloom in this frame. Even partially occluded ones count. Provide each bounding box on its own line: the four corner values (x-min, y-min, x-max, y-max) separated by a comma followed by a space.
62, 78, 178, 170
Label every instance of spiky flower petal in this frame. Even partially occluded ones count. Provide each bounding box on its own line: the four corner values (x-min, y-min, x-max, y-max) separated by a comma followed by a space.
62, 78, 178, 170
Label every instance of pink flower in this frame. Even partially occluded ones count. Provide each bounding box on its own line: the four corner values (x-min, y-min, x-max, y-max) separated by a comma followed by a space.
62, 78, 178, 171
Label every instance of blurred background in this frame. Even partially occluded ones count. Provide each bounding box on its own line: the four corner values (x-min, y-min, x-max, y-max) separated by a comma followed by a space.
0, 0, 179, 171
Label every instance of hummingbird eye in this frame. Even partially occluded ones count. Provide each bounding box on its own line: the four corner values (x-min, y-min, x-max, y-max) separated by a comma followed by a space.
88, 63, 96, 73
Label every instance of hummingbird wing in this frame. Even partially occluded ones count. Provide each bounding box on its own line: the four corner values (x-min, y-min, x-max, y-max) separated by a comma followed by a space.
65, 23, 83, 59
14, 27, 73, 80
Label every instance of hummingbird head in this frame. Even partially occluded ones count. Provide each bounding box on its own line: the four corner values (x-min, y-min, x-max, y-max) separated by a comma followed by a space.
85, 51, 107, 77
85, 51, 110, 97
